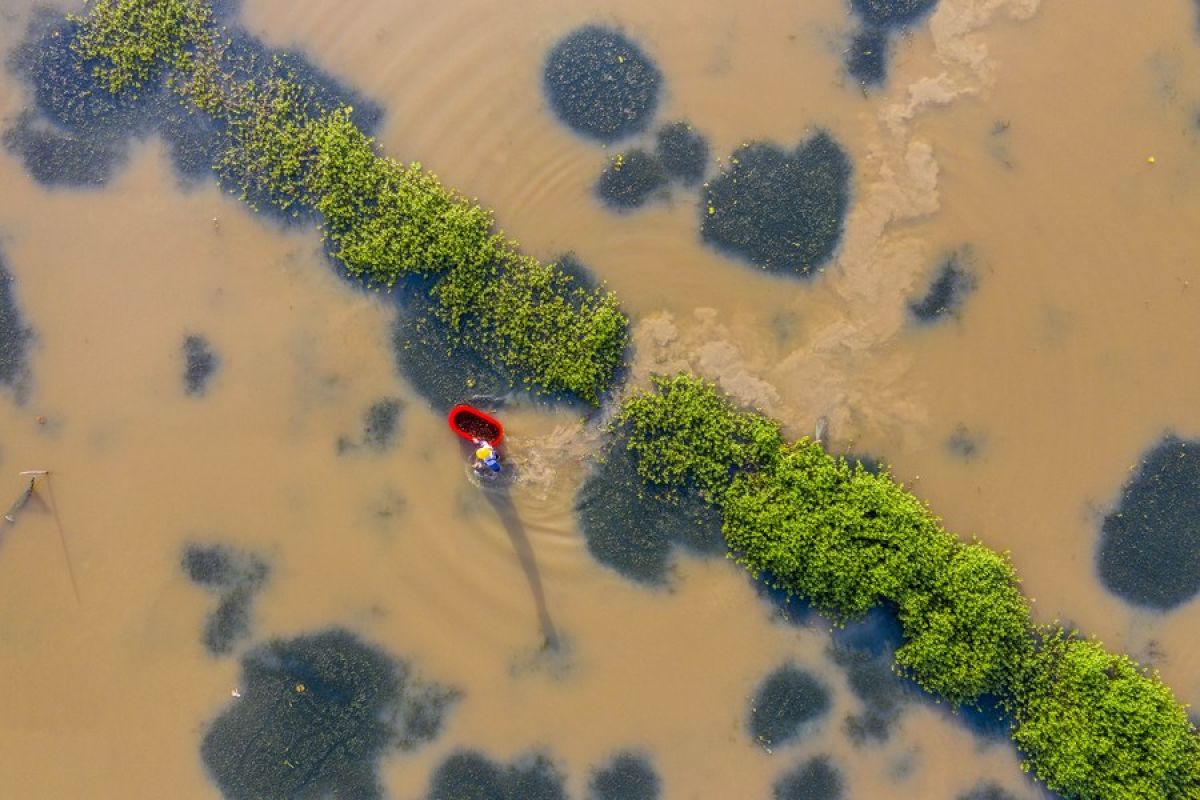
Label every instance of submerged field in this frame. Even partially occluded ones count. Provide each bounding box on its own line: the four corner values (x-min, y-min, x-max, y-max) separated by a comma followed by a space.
2, 0, 1200, 798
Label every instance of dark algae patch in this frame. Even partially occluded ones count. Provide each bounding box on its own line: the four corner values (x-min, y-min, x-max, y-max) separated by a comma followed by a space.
829, 609, 914, 743
427, 750, 568, 800
850, 0, 940, 29
619, 375, 1200, 800
203, 629, 457, 800
60, 0, 628, 405
701, 134, 851, 277
845, 28, 889, 87
957, 781, 1019, 800
183, 335, 218, 395
575, 435, 725, 586
1097, 435, 1200, 610
772, 755, 844, 800
341, 397, 405, 453
909, 249, 977, 323
749, 665, 831, 748
596, 149, 668, 210
543, 26, 662, 142
0, 250, 33, 399
589, 752, 661, 800
182, 543, 268, 655
656, 121, 709, 185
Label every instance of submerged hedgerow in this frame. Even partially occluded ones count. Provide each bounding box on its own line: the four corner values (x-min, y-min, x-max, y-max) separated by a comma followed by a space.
619, 374, 1200, 800
65, 0, 627, 404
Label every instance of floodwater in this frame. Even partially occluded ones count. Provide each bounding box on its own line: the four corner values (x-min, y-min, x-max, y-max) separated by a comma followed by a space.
1, 0, 1199, 797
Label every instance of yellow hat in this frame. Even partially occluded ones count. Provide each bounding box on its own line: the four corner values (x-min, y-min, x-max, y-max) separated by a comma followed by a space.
476, 446, 492, 460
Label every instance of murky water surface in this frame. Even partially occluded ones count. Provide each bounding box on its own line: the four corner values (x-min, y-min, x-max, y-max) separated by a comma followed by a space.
2, 0, 1199, 797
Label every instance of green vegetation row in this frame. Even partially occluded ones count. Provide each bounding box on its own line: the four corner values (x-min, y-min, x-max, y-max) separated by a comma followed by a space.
69, 0, 627, 403
619, 375, 1200, 800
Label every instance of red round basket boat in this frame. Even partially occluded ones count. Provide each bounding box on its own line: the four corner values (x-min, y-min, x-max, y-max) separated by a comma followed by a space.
447, 404, 504, 445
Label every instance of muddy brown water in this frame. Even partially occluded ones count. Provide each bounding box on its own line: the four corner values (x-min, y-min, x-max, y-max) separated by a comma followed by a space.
1, 0, 1199, 797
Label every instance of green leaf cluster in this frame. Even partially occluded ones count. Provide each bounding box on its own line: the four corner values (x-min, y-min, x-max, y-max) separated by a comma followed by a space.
620, 374, 1200, 796
70, 0, 212, 94
66, 0, 629, 404
618, 374, 782, 498
1010, 631, 1200, 800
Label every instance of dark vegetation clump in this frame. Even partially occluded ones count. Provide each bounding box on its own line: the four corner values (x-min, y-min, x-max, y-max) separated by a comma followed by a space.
2, 110, 126, 186
181, 543, 268, 656
575, 435, 725, 586
0, 251, 33, 398
57, 0, 628, 405
340, 397, 405, 453
655, 121, 709, 185
183, 334, 218, 395
829, 608, 914, 743
427, 750, 568, 800
946, 425, 981, 460
618, 375, 1200, 800
389, 277, 514, 413
850, 0, 940, 29
589, 751, 661, 800
543, 26, 662, 142
749, 665, 832, 748
845, 28, 889, 88
203, 629, 457, 800
1097, 435, 1200, 610
596, 149, 668, 210
701, 133, 851, 277
908, 249, 977, 323
4, 7, 378, 193
773, 755, 844, 800
957, 781, 1019, 800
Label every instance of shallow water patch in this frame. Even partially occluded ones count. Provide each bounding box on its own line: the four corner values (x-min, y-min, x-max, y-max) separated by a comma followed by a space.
203, 628, 456, 800
543, 26, 662, 142
1097, 435, 1200, 610
701, 133, 851, 277
957, 781, 1020, 800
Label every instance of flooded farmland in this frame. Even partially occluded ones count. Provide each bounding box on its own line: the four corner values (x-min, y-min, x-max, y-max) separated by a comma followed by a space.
1, 0, 1199, 797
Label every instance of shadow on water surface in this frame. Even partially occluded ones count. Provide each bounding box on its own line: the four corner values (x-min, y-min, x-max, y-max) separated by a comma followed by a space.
477, 472, 561, 651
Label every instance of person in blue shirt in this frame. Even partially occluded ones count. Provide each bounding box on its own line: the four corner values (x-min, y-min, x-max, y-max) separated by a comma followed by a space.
472, 438, 501, 473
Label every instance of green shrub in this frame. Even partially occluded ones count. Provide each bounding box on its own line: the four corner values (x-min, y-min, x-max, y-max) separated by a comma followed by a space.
65, 0, 629, 404
618, 374, 782, 498
1010, 630, 1200, 800
71, 0, 212, 93
619, 374, 1199, 796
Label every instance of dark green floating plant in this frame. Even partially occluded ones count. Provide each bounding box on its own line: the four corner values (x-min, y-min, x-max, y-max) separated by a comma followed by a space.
748, 665, 831, 748
701, 134, 851, 277
202, 629, 457, 800
0, 250, 33, 399
596, 149, 668, 210
543, 25, 662, 142
427, 750, 568, 800
619, 374, 1200, 800
1097, 435, 1200, 610
588, 751, 661, 800
53, 0, 628, 405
